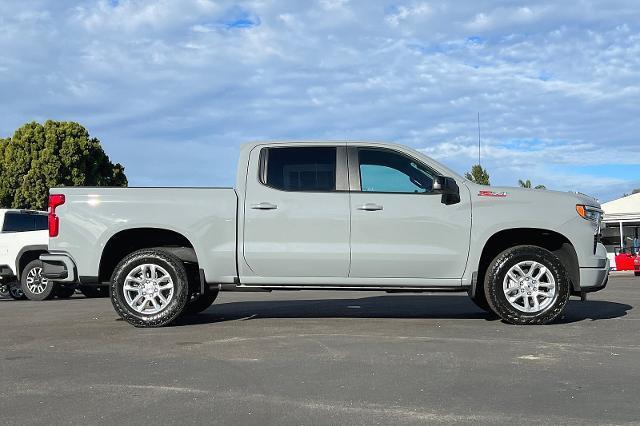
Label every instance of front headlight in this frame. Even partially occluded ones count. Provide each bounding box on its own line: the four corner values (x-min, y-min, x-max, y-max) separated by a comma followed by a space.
576, 204, 602, 222
576, 204, 603, 236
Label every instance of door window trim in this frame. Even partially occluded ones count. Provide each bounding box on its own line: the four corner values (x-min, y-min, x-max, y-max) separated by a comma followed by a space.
347, 147, 441, 195
257, 145, 349, 193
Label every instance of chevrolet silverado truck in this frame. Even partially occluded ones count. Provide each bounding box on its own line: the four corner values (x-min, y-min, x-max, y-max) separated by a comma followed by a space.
41, 141, 609, 327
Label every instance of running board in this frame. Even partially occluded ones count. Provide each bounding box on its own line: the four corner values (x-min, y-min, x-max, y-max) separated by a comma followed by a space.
217, 283, 470, 293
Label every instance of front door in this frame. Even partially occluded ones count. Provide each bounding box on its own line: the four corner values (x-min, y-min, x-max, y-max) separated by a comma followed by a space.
242, 144, 351, 278
348, 147, 471, 279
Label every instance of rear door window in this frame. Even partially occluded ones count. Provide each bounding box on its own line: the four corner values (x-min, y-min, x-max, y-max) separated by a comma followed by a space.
262, 147, 337, 191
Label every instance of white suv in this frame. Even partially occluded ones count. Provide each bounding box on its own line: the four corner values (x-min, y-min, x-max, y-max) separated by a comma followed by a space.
0, 209, 75, 300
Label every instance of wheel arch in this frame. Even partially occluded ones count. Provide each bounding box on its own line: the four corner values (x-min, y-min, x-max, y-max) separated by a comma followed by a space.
98, 228, 200, 285
16, 245, 48, 280
476, 228, 580, 293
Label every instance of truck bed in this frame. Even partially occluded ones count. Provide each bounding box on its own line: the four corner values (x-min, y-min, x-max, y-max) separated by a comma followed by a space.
48, 187, 239, 284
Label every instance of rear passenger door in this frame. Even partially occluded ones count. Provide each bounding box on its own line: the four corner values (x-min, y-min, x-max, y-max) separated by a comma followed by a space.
242, 145, 351, 279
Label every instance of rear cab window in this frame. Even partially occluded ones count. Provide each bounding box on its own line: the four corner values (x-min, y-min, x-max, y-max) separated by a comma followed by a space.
2, 212, 48, 232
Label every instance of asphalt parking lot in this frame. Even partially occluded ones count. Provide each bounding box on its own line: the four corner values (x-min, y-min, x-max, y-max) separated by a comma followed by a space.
1, 274, 639, 425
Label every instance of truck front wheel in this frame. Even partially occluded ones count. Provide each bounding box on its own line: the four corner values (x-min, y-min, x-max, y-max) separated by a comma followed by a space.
110, 248, 190, 327
484, 245, 570, 325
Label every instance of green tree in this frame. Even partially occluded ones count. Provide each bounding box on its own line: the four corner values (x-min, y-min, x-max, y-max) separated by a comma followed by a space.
465, 164, 490, 185
518, 179, 546, 189
0, 120, 127, 210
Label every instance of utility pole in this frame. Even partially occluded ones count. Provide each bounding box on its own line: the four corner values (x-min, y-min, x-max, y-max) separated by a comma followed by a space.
477, 112, 481, 167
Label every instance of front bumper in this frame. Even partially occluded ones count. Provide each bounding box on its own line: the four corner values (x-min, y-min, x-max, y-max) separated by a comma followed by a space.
579, 263, 609, 293
577, 242, 609, 293
40, 253, 78, 282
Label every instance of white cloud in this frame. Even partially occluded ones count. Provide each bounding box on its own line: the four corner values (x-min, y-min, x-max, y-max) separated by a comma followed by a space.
72, 0, 220, 33
0, 0, 639, 200
386, 3, 432, 27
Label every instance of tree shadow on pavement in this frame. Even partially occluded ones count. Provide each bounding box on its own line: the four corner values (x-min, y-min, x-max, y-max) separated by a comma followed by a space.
174, 294, 632, 326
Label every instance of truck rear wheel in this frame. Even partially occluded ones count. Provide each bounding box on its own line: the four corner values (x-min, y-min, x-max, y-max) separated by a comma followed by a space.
21, 260, 57, 301
484, 245, 570, 325
110, 248, 190, 327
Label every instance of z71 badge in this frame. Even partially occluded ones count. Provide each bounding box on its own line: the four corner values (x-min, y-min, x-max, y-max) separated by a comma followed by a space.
478, 190, 507, 197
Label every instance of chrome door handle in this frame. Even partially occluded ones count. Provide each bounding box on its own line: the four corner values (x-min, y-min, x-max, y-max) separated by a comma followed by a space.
250, 202, 278, 210
356, 203, 383, 211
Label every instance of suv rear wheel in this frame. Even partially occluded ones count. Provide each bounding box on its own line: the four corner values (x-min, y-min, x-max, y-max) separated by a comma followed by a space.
21, 260, 57, 301
110, 248, 190, 327
484, 245, 570, 325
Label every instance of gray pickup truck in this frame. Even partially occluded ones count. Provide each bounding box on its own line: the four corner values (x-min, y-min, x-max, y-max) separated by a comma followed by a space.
41, 141, 609, 327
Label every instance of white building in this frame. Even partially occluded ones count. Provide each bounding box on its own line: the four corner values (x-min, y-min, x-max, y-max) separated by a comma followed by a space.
601, 193, 640, 269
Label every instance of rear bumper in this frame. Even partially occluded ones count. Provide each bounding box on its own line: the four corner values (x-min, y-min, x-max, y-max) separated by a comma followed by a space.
40, 253, 78, 282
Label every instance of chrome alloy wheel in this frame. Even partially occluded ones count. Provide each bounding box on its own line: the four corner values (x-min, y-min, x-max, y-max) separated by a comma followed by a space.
123, 264, 174, 314
503, 261, 557, 313
26, 267, 48, 295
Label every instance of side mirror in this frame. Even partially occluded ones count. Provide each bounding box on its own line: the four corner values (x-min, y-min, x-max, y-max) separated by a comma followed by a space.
433, 176, 460, 205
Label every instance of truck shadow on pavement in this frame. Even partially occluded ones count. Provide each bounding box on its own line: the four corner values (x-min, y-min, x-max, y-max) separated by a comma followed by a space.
175, 295, 632, 326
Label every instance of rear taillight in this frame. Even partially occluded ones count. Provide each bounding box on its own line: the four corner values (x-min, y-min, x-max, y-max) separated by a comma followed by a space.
48, 194, 65, 237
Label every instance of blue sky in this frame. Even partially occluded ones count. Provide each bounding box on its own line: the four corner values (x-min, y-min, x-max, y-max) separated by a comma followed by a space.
1, 0, 639, 201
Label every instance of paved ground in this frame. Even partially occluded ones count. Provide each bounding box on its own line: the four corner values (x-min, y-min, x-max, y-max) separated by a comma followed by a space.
1, 275, 639, 425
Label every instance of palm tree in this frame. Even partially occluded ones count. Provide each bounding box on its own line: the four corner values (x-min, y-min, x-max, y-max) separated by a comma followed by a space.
518, 179, 546, 189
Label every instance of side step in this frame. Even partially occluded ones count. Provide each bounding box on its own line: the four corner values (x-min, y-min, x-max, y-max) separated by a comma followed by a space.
215, 283, 470, 293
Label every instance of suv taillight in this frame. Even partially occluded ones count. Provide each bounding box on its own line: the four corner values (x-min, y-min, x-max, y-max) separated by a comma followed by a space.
48, 194, 65, 237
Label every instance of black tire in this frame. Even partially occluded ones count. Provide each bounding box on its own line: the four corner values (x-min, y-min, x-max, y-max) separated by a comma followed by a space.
484, 245, 570, 325
21, 260, 57, 301
80, 286, 110, 298
634, 271, 640, 277
110, 248, 190, 327
184, 289, 219, 315
55, 285, 76, 299
9, 283, 27, 300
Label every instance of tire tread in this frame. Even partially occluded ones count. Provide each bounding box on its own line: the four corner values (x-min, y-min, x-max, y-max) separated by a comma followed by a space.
484, 245, 570, 325
110, 248, 190, 327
